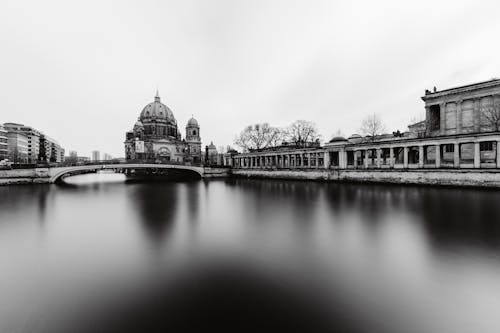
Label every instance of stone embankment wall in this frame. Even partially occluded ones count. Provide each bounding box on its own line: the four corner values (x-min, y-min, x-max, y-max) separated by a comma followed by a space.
202, 167, 231, 178
232, 169, 500, 188
0, 168, 50, 185
3, 167, 500, 187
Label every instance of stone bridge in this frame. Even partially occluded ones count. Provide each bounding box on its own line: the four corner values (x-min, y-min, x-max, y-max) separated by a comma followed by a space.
49, 163, 205, 183
0, 163, 230, 185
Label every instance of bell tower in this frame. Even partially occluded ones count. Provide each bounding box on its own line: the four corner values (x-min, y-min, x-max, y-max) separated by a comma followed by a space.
185, 116, 201, 164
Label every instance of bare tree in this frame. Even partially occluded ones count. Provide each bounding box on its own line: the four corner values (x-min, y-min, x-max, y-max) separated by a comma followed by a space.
285, 120, 320, 147
482, 101, 500, 131
218, 145, 226, 154
234, 123, 284, 151
360, 114, 386, 139
267, 127, 286, 148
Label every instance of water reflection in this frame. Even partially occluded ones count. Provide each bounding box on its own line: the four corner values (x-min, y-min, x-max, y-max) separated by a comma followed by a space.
1, 176, 500, 332
130, 182, 179, 244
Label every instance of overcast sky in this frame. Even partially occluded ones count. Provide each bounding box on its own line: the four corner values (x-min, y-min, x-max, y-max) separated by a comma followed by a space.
1, 0, 500, 157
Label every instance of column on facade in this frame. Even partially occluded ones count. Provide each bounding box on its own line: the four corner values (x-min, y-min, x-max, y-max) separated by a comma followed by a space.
456, 99, 462, 134
473, 98, 480, 133
339, 150, 346, 169
324, 151, 330, 169
497, 141, 500, 168
315, 153, 319, 168
353, 150, 358, 168
440, 102, 446, 136
389, 147, 394, 168
474, 142, 480, 168
364, 150, 369, 168
435, 145, 441, 168
403, 147, 409, 168
376, 149, 382, 168
418, 145, 424, 168
454, 142, 460, 168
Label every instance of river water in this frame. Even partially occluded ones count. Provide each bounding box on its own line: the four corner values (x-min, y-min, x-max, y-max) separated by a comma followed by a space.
1, 174, 500, 332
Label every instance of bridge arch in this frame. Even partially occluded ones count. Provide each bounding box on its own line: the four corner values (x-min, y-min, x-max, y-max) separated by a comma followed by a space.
49, 164, 204, 183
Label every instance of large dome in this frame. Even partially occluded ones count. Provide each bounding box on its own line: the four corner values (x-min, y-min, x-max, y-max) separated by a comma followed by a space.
139, 92, 176, 124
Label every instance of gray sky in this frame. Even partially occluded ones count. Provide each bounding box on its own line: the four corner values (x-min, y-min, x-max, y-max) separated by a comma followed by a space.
1, 0, 500, 157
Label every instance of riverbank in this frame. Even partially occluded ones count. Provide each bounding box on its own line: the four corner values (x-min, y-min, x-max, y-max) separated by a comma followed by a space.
4, 167, 500, 188
232, 168, 500, 188
0, 168, 50, 185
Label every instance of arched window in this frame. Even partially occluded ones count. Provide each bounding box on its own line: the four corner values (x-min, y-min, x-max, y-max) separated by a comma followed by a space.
193, 130, 197, 136
146, 111, 150, 117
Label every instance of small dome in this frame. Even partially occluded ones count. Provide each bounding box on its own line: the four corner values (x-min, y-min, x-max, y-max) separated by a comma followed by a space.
133, 120, 144, 129
348, 134, 362, 139
329, 136, 347, 143
187, 117, 199, 127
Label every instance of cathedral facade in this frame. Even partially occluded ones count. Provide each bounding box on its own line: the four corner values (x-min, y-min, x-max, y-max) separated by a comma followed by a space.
124, 91, 202, 164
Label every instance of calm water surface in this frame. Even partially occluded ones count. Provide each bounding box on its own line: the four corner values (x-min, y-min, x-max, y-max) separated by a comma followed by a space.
1, 174, 500, 332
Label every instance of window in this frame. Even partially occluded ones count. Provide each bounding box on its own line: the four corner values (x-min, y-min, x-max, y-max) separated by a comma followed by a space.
429, 105, 441, 130
444, 144, 454, 153
347, 151, 354, 165
480, 141, 494, 151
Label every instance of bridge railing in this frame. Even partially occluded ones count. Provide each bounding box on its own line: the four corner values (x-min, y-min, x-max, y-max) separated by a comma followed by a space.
59, 160, 233, 168
2, 159, 232, 170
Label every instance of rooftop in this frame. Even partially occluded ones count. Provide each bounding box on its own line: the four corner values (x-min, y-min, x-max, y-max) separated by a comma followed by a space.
422, 78, 500, 101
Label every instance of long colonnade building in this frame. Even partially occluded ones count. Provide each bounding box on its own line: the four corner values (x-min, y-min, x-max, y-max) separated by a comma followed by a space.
232, 79, 500, 171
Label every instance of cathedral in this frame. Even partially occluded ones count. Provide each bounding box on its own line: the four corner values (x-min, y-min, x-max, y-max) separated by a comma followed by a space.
124, 91, 202, 164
